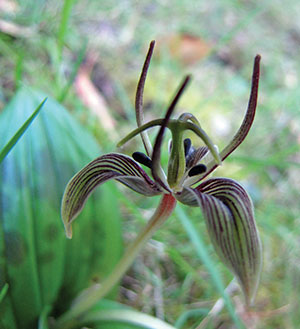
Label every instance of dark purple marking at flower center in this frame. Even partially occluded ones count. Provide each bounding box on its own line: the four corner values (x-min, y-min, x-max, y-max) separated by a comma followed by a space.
132, 152, 152, 169
188, 164, 207, 177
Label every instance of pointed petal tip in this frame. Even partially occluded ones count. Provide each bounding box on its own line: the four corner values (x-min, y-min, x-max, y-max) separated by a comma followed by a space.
62, 211, 73, 238
66, 228, 73, 239
211, 145, 222, 166
65, 225, 73, 239
185, 74, 192, 83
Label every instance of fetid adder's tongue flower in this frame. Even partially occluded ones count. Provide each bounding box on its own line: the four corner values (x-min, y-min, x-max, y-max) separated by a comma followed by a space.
61, 41, 262, 307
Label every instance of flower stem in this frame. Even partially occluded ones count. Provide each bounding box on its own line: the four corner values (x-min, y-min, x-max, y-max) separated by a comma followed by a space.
54, 193, 176, 329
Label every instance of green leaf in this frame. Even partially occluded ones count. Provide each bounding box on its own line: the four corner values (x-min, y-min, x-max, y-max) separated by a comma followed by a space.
0, 87, 122, 328
0, 98, 46, 164
38, 306, 51, 329
57, 0, 76, 58
88, 310, 177, 329
174, 308, 209, 329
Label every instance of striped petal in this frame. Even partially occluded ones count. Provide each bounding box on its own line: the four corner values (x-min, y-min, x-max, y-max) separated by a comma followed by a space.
61, 153, 161, 238
187, 178, 262, 305
175, 187, 198, 206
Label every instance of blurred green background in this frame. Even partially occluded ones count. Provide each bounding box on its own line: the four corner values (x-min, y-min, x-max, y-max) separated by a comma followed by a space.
0, 0, 300, 328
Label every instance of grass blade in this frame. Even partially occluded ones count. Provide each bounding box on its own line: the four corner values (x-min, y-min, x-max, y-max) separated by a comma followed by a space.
0, 98, 47, 164
0, 283, 8, 304
57, 0, 76, 58
38, 306, 51, 329
57, 40, 87, 102
82, 309, 177, 329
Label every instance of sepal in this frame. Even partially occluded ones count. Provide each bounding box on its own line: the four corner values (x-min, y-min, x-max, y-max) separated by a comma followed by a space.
61, 153, 161, 238
190, 178, 262, 305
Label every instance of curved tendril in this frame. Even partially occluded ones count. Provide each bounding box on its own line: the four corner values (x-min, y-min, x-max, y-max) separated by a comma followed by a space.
117, 119, 164, 148
220, 54, 261, 160
135, 41, 156, 156
151, 76, 191, 192
178, 112, 202, 127
183, 121, 221, 165
188, 55, 261, 186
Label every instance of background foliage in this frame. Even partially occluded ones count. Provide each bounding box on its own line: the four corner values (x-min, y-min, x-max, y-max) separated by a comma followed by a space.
0, 0, 300, 328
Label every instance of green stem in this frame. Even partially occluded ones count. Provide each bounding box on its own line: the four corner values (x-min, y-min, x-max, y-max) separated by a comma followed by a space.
117, 119, 164, 147
54, 194, 176, 329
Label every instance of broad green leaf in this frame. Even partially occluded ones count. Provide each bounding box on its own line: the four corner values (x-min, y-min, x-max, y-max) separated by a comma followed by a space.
0, 87, 122, 328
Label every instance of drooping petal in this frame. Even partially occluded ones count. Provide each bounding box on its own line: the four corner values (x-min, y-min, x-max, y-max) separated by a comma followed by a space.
61, 153, 161, 238
185, 178, 262, 306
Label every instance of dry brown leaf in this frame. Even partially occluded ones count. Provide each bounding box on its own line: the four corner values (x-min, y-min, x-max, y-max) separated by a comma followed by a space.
157, 33, 211, 65
234, 296, 290, 329
75, 58, 117, 138
0, 19, 34, 38
0, 0, 19, 14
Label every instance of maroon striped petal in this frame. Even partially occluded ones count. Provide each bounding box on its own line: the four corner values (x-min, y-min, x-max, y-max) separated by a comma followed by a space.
61, 153, 161, 238
175, 187, 198, 206
189, 178, 262, 305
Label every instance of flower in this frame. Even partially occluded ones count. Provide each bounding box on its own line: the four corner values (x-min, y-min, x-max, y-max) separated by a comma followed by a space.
61, 41, 262, 307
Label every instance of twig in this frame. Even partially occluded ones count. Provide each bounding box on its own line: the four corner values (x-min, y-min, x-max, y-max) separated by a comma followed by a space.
195, 280, 239, 329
